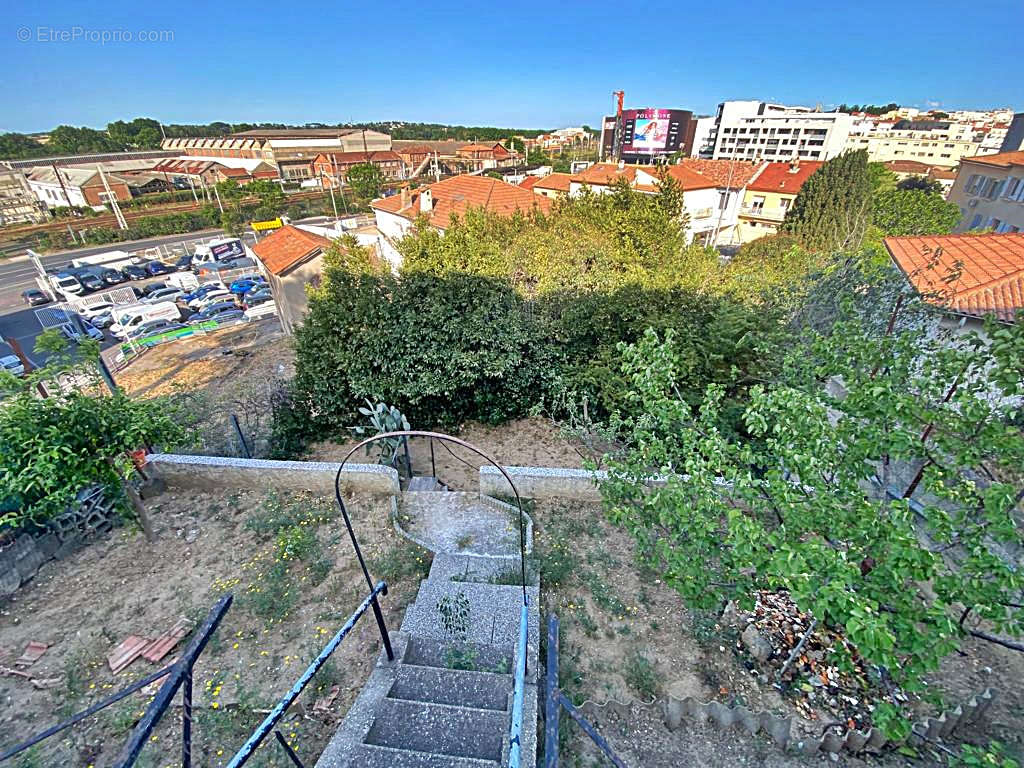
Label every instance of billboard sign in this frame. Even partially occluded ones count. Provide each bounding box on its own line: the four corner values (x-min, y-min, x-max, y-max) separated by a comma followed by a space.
620, 108, 690, 156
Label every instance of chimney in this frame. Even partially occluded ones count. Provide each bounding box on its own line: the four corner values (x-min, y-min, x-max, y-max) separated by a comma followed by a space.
788, 156, 800, 173
617, 159, 625, 171
400, 186, 410, 208
420, 187, 433, 214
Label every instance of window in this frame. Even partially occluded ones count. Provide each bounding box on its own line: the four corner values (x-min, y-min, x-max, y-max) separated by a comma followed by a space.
966, 174, 982, 194
969, 214, 983, 229
751, 195, 765, 211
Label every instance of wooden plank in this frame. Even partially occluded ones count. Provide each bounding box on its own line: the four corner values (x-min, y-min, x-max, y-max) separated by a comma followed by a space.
108, 635, 151, 674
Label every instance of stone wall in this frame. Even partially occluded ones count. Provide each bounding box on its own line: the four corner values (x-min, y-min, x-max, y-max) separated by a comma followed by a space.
479, 466, 606, 501
147, 454, 400, 496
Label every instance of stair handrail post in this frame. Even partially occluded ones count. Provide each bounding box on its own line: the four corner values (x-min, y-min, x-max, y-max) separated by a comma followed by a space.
544, 614, 560, 768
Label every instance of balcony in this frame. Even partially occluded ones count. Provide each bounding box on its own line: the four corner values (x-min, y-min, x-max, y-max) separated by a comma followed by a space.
740, 204, 789, 221
691, 207, 715, 219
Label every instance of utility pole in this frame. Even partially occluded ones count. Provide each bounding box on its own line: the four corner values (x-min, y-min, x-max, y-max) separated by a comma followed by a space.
187, 176, 199, 204
212, 181, 224, 214
434, 151, 440, 183
52, 163, 72, 207
331, 154, 348, 215
323, 165, 338, 218
97, 165, 128, 229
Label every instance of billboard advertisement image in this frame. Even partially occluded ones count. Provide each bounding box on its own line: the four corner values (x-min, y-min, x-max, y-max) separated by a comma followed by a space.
632, 117, 670, 150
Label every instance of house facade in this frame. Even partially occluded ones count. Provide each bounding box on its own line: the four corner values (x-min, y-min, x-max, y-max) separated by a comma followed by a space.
311, 151, 406, 188
250, 225, 333, 335
948, 151, 1024, 233
736, 160, 822, 243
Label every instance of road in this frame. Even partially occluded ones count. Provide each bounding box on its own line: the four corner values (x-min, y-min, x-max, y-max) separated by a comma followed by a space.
0, 230, 231, 367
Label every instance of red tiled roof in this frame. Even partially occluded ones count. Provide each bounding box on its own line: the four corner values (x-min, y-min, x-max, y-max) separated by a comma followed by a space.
962, 151, 1024, 169
885, 233, 1024, 322
533, 172, 572, 192
252, 225, 332, 276
457, 143, 508, 152
884, 160, 933, 174
519, 175, 540, 190
747, 161, 824, 194
370, 174, 551, 229
677, 159, 765, 188
570, 163, 716, 192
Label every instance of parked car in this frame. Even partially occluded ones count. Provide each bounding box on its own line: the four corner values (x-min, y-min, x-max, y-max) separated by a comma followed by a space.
78, 301, 114, 320
79, 273, 105, 292
91, 310, 115, 329
229, 277, 266, 295
241, 289, 273, 309
142, 287, 184, 304
174, 254, 193, 272
188, 301, 242, 323
60, 320, 104, 344
188, 289, 233, 311
141, 281, 167, 295
1, 354, 25, 377
244, 301, 277, 321
101, 268, 127, 285
21, 289, 50, 306
122, 264, 148, 280
145, 260, 174, 276
180, 284, 223, 304
127, 319, 186, 339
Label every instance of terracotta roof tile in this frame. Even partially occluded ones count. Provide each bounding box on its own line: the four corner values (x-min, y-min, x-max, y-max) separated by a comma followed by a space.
677, 159, 766, 188
519, 176, 540, 190
371, 174, 550, 229
747, 161, 824, 194
532, 172, 572, 192
570, 163, 716, 191
962, 151, 1024, 169
252, 225, 332, 276
884, 233, 1024, 322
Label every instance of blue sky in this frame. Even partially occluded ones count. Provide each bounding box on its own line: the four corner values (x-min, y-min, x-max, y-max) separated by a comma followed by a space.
2, 0, 1021, 132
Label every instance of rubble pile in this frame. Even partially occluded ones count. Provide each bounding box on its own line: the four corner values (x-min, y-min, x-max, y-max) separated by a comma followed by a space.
734, 590, 908, 731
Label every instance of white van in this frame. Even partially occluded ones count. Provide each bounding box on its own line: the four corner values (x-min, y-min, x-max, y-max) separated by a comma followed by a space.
109, 301, 182, 339
192, 238, 246, 271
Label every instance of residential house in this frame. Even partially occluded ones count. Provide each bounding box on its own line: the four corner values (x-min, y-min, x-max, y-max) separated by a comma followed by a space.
567, 162, 723, 245
519, 175, 540, 191
737, 160, 822, 243
250, 225, 333, 334
948, 151, 1024, 233
531, 173, 572, 199
885, 232, 1024, 332
370, 174, 551, 269
311, 151, 406, 188
455, 143, 513, 169
676, 158, 767, 245
883, 160, 958, 196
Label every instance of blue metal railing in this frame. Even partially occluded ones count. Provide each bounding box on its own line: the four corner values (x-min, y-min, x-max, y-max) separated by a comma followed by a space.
508, 601, 530, 767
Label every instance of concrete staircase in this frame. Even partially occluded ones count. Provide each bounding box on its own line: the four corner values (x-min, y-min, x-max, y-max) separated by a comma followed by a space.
315, 482, 538, 768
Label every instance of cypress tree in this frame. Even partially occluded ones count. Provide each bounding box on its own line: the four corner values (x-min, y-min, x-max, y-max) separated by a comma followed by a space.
781, 149, 872, 253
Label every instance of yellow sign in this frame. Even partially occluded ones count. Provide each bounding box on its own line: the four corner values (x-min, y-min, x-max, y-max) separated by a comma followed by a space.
252, 218, 283, 232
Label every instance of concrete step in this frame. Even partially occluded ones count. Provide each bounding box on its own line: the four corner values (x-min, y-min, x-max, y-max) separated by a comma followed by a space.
397, 491, 531, 557
408, 476, 445, 492
389, 662, 512, 711
429, 552, 537, 586
364, 698, 506, 762
403, 635, 513, 675
349, 744, 498, 768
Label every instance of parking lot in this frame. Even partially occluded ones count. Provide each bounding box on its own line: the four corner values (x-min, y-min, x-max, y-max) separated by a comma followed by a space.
0, 232, 272, 371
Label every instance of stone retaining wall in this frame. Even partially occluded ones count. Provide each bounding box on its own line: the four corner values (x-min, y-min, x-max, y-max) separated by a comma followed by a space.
147, 454, 400, 496
479, 466, 606, 501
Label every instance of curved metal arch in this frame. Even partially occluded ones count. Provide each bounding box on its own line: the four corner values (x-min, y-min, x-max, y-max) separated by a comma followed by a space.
333, 429, 529, 606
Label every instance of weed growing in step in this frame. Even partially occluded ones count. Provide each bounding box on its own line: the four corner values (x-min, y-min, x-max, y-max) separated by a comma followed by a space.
455, 533, 474, 550
623, 649, 660, 700
444, 645, 479, 671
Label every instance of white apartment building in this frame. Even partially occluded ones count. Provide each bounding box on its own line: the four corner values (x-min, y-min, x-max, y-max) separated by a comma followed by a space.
691, 116, 716, 158
710, 100, 853, 163
845, 120, 981, 168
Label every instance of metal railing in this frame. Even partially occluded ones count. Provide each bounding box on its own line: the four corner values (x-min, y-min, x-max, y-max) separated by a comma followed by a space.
544, 614, 628, 768
0, 594, 233, 767
739, 204, 789, 221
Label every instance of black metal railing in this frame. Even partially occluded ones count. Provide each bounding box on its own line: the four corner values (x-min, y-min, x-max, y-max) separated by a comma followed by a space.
544, 614, 628, 768
0, 594, 233, 767
225, 580, 389, 767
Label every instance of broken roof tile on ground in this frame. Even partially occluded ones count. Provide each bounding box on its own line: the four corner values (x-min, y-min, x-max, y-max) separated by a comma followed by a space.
141, 618, 191, 663
107, 635, 151, 674
14, 641, 48, 667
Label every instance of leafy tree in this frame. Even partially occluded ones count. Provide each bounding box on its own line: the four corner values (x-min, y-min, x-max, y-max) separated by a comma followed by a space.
0, 132, 48, 159
599, 304, 1024, 723
47, 125, 121, 155
896, 175, 944, 195
867, 162, 898, 193
345, 163, 385, 200
0, 331, 190, 533
782, 149, 873, 253
873, 188, 961, 236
